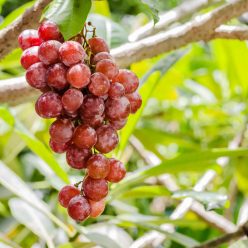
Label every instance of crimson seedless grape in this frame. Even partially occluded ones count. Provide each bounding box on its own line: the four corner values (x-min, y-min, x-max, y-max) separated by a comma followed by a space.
19, 21, 142, 222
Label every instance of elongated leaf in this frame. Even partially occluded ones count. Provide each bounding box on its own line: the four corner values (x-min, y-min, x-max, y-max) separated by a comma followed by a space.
139, 0, 159, 24
117, 50, 187, 158
58, 242, 95, 248
111, 147, 248, 198
14, 119, 69, 184
121, 185, 170, 199
0, 161, 72, 236
0, 1, 35, 29
173, 190, 228, 210
9, 198, 55, 248
43, 0, 92, 40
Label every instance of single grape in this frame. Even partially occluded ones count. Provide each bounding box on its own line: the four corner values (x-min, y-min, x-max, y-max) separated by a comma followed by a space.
21, 46, 40, 69
96, 59, 118, 80
92, 52, 113, 65
25, 62, 47, 89
72, 124, 97, 149
83, 114, 105, 129
95, 125, 119, 153
126, 92, 142, 114
18, 29, 42, 50
67, 195, 91, 221
86, 154, 110, 179
112, 69, 139, 94
47, 63, 68, 90
109, 118, 127, 130
88, 37, 109, 54
59, 41, 86, 66
108, 82, 125, 99
105, 96, 130, 120
66, 145, 92, 169
49, 139, 69, 154
35, 92, 62, 118
38, 20, 63, 41
62, 88, 83, 113
82, 176, 108, 201
88, 72, 110, 96
49, 119, 74, 143
67, 63, 91, 88
80, 95, 105, 119
58, 185, 80, 208
89, 199, 105, 218
38, 40, 61, 65
106, 158, 126, 183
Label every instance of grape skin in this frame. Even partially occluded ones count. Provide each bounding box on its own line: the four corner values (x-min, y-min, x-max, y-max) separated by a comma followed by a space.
21, 46, 40, 69
18, 29, 42, 50
38, 20, 63, 41
88, 37, 109, 54
89, 72, 110, 96
96, 59, 119, 80
106, 158, 126, 183
58, 185, 80, 208
62, 88, 84, 113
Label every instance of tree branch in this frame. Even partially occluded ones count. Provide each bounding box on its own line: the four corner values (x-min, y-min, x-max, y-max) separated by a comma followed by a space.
194, 222, 248, 248
128, 0, 222, 42
0, 0, 52, 60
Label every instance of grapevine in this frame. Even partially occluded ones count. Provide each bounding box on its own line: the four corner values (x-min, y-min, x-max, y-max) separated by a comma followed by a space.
18, 20, 142, 221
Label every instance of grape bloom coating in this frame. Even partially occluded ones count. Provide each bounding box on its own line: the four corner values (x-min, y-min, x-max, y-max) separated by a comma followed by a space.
18, 20, 142, 222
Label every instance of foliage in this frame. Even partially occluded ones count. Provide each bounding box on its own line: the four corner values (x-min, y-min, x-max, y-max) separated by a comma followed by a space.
0, 0, 248, 248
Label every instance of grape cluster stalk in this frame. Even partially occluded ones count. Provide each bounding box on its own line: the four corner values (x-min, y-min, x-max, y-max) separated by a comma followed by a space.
18, 21, 142, 221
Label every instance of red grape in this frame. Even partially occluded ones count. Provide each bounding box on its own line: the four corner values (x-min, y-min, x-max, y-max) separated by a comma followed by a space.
109, 118, 127, 130
67, 63, 91, 88
89, 72, 110, 96
59, 41, 86, 66
58, 185, 80, 208
35, 92, 62, 118
83, 176, 108, 201
49, 139, 69, 154
112, 69, 139, 94
105, 96, 130, 120
47, 63, 68, 90
83, 114, 105, 129
18, 29, 42, 50
92, 52, 113, 65
80, 95, 105, 119
67, 195, 91, 221
38, 40, 61, 65
108, 82, 125, 99
21, 46, 40, 69
72, 124, 97, 149
86, 154, 110, 179
106, 158, 126, 183
38, 20, 63, 41
66, 145, 92, 169
96, 59, 118, 80
126, 92, 142, 114
25, 62, 47, 89
95, 125, 119, 153
49, 119, 74, 143
62, 88, 83, 113
89, 199, 105, 218
88, 37, 109, 54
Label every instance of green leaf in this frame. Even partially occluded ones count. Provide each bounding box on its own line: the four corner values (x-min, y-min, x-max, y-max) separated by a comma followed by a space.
43, 0, 92, 40
88, 14, 128, 48
117, 50, 187, 158
9, 198, 55, 248
139, 0, 160, 24
0, 160, 72, 236
121, 185, 170, 199
0, 1, 35, 30
173, 190, 228, 210
111, 147, 248, 198
14, 119, 69, 184
58, 242, 95, 248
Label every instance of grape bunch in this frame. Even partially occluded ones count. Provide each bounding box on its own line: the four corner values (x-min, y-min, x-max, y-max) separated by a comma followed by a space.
18, 20, 142, 221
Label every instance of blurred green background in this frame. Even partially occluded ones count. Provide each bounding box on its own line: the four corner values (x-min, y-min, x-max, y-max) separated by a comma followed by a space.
1, 0, 248, 248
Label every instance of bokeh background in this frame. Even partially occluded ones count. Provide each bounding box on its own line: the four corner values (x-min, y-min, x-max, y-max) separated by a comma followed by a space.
1, 0, 248, 247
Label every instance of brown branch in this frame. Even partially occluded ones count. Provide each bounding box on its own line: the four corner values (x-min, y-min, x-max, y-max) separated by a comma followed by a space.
194, 222, 248, 248
0, 0, 52, 60
129, 0, 222, 42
